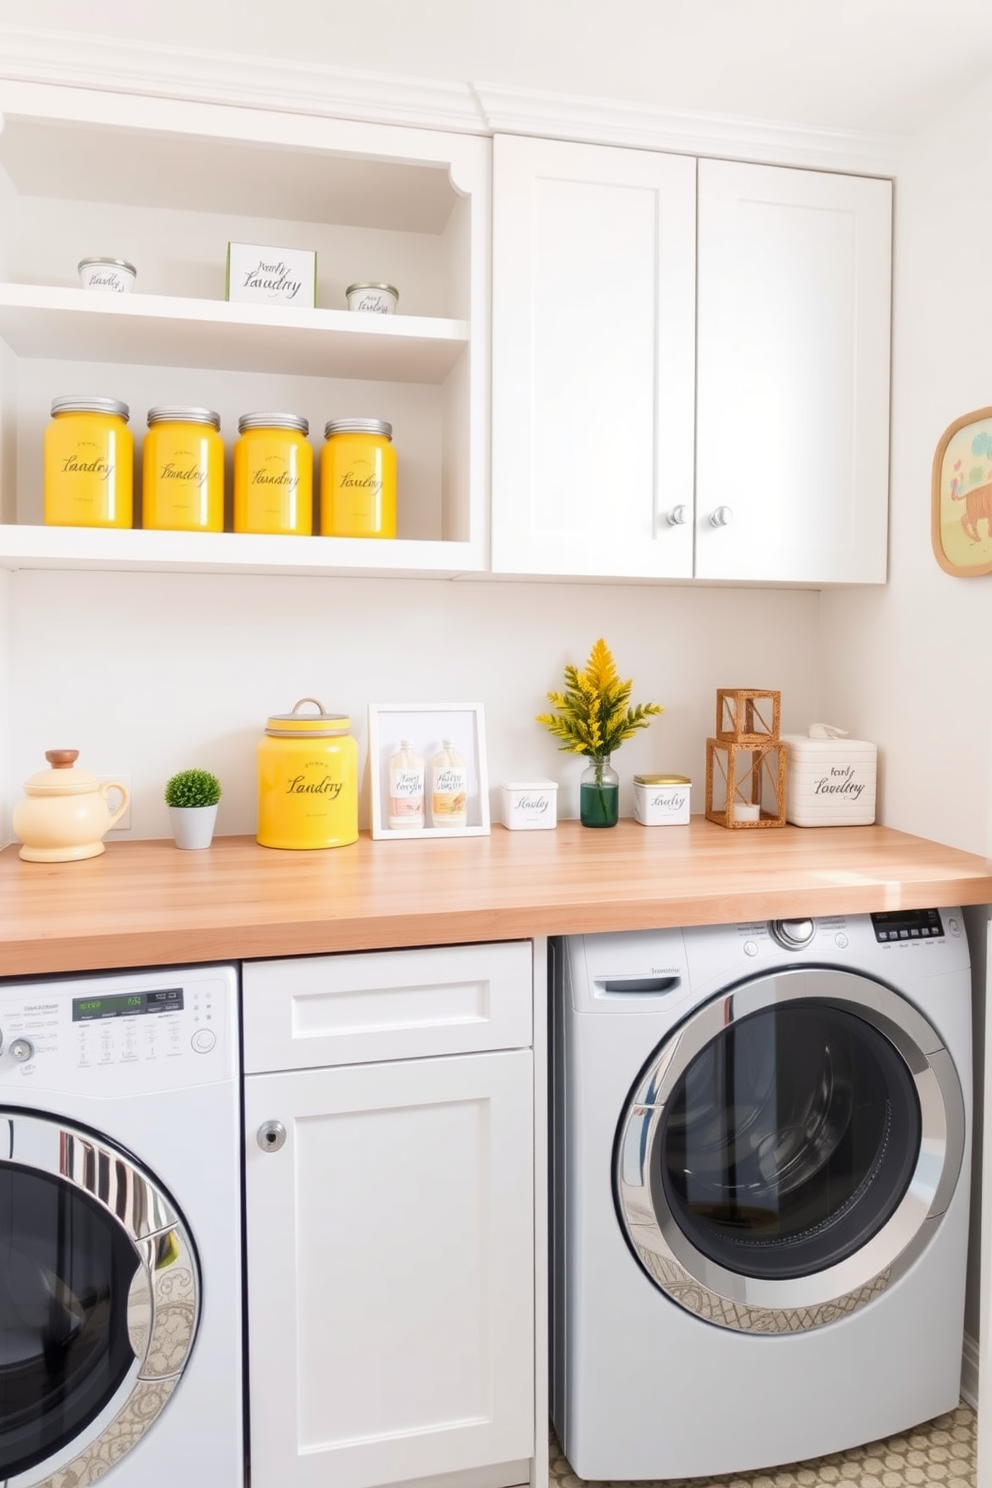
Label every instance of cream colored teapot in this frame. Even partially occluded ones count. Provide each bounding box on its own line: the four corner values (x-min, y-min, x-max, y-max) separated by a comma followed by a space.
13, 749, 130, 862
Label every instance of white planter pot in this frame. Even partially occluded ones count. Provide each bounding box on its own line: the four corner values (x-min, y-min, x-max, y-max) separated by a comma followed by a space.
169, 804, 218, 850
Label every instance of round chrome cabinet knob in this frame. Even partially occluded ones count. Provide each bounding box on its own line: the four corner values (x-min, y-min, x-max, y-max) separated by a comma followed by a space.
666, 505, 689, 526
257, 1120, 287, 1153
708, 505, 734, 527
770, 918, 816, 949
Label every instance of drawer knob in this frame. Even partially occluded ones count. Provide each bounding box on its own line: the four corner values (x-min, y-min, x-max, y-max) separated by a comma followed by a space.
257, 1120, 287, 1153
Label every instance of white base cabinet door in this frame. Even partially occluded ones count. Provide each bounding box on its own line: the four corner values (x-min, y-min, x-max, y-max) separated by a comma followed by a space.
695, 159, 892, 585
244, 1048, 535, 1488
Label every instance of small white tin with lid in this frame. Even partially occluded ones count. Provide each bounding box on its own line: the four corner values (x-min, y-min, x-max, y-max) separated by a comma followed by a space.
500, 779, 558, 830
633, 774, 691, 826
78, 257, 136, 293
346, 282, 398, 314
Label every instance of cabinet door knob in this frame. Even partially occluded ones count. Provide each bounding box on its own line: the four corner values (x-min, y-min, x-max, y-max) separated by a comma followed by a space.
257, 1120, 287, 1153
666, 504, 689, 526
708, 505, 734, 527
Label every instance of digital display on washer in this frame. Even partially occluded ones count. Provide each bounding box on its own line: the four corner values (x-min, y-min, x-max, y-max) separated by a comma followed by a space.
72, 988, 185, 1020
870, 908, 944, 943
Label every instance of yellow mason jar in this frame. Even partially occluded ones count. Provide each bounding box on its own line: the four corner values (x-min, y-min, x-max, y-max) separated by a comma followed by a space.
142, 405, 224, 532
320, 418, 396, 538
44, 397, 133, 528
257, 697, 359, 850
234, 412, 313, 535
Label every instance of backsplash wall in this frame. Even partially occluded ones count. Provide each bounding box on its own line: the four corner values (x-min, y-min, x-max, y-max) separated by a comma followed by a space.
6, 569, 822, 842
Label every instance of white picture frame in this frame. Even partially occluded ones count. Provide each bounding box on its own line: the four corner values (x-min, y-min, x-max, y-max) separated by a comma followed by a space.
368, 704, 491, 840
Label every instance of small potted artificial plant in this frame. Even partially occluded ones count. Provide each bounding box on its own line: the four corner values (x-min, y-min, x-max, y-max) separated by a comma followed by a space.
164, 767, 222, 850
537, 638, 662, 827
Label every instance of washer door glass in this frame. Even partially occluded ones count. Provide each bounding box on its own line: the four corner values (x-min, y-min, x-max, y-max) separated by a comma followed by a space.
660, 1000, 921, 1278
615, 967, 966, 1333
0, 1164, 139, 1480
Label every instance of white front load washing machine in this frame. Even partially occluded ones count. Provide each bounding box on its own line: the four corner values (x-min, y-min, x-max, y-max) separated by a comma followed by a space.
0, 963, 243, 1488
550, 909, 972, 1480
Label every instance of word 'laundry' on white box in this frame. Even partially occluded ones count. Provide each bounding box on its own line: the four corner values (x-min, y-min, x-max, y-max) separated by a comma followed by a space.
782, 729, 877, 826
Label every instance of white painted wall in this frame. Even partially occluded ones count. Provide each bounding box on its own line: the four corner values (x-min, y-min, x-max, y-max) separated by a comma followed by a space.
7, 570, 820, 840
820, 70, 992, 1354
819, 77, 992, 859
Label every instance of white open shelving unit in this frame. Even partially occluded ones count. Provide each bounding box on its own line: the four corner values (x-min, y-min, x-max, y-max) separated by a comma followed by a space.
0, 80, 491, 578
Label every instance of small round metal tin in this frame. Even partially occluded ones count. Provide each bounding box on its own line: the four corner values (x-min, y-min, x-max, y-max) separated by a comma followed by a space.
78, 257, 137, 293
345, 282, 398, 314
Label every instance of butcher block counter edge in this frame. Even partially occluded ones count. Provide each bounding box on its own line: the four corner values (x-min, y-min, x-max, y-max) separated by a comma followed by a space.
2, 817, 991, 977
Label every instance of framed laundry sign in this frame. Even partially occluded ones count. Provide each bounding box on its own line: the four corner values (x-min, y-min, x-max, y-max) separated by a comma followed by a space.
931, 407, 992, 577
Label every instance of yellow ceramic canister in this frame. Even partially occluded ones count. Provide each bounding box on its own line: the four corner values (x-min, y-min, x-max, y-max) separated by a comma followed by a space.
320, 418, 396, 538
44, 397, 133, 528
257, 697, 358, 850
234, 412, 313, 535
142, 405, 224, 532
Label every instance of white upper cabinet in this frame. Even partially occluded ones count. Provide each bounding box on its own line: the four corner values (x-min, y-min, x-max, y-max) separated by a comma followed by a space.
695, 159, 892, 585
491, 134, 697, 579
0, 81, 491, 577
491, 135, 892, 585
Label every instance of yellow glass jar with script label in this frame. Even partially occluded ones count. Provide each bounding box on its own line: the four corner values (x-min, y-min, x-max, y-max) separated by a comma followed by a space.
44, 397, 133, 528
234, 412, 313, 535
142, 406, 224, 532
320, 418, 396, 538
257, 697, 359, 850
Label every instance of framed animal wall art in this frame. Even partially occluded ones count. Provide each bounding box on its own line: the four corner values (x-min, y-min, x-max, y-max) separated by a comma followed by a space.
932, 406, 992, 577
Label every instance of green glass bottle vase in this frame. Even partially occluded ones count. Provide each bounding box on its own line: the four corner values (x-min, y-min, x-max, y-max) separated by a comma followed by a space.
580, 754, 619, 828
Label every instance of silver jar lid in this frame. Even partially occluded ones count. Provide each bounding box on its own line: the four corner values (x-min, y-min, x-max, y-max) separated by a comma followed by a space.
51, 396, 130, 421
78, 257, 137, 275
238, 412, 309, 435
147, 406, 221, 429
346, 282, 398, 299
323, 418, 392, 440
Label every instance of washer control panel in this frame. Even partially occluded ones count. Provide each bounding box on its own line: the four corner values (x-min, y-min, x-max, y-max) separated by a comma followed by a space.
870, 908, 945, 943
0, 964, 237, 1094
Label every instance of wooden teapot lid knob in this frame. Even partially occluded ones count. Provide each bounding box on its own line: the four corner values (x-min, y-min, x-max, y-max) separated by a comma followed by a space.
45, 750, 79, 769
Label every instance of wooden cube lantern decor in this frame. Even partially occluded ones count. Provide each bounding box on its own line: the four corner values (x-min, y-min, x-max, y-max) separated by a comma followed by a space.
705, 689, 786, 829
716, 688, 781, 744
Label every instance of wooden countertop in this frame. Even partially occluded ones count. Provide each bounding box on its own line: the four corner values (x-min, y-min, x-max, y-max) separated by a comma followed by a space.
1, 818, 990, 976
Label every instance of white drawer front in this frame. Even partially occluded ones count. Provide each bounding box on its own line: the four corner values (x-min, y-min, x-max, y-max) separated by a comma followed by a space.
243, 941, 533, 1073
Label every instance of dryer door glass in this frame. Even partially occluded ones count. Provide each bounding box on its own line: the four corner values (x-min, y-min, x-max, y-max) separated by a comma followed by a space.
658, 1000, 921, 1278
0, 1164, 140, 1479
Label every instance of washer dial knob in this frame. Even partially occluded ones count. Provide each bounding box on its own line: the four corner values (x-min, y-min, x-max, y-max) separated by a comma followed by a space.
770, 918, 816, 949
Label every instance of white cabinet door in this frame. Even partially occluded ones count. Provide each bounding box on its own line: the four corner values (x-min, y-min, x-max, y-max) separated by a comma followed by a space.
695, 159, 892, 585
491, 134, 697, 579
244, 1048, 535, 1488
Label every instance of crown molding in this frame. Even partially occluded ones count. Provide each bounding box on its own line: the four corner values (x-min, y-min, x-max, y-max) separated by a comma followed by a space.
0, 24, 907, 175
0, 25, 487, 134
472, 82, 907, 177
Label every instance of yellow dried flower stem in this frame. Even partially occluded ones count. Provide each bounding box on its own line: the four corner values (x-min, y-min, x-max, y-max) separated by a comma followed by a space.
536, 637, 662, 759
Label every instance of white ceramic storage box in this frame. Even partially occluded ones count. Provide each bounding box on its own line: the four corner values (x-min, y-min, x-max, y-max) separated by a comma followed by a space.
781, 734, 877, 826
500, 779, 558, 830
